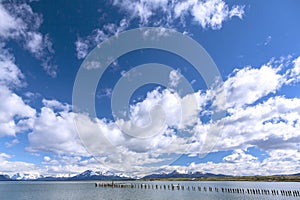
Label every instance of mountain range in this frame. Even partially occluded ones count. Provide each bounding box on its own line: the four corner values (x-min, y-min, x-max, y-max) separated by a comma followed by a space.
0, 170, 299, 181
143, 170, 226, 179
0, 170, 225, 181
0, 170, 133, 181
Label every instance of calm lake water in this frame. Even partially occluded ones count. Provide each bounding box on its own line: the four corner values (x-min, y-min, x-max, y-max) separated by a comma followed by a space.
0, 181, 299, 200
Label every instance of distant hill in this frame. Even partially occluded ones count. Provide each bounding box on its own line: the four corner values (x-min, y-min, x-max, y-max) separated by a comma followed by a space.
143, 170, 226, 179
0, 175, 10, 181
36, 176, 69, 181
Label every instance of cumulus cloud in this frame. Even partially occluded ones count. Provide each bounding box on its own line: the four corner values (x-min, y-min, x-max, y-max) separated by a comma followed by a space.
220, 65, 283, 109
0, 86, 36, 137
223, 149, 257, 163
159, 153, 300, 176
23, 56, 300, 175
27, 102, 88, 156
190, 58, 300, 153
0, 46, 36, 137
0, 153, 40, 176
212, 56, 300, 110
24, 86, 205, 172
173, 57, 300, 171
1, 51, 297, 176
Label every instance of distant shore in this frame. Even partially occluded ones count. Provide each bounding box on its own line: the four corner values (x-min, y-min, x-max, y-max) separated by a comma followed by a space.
141, 175, 300, 182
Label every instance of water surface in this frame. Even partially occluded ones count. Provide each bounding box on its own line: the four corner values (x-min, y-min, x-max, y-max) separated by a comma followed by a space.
0, 181, 299, 200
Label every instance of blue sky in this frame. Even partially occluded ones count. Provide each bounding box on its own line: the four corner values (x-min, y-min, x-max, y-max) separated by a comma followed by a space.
0, 0, 300, 177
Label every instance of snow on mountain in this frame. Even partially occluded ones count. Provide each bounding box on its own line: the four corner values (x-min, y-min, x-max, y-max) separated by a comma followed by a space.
68, 170, 132, 180
11, 172, 43, 180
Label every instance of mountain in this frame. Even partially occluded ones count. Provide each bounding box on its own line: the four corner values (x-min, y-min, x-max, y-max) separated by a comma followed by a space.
0, 170, 227, 181
0, 174, 10, 181
1, 170, 299, 181
0, 170, 132, 181
11, 173, 43, 180
143, 170, 226, 179
68, 170, 133, 181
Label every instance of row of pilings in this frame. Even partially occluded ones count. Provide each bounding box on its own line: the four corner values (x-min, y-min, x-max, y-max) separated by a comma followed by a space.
95, 182, 300, 197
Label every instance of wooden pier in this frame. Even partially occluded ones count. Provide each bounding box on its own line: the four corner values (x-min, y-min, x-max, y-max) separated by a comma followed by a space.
95, 182, 300, 197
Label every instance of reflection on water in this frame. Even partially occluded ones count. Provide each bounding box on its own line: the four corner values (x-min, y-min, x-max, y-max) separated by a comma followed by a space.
0, 181, 299, 200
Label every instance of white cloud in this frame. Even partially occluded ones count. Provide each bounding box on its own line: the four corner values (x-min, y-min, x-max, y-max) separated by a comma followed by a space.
160, 154, 299, 176
0, 153, 11, 159
0, 4, 21, 38
75, 38, 90, 59
43, 156, 51, 162
5, 138, 19, 148
181, 0, 244, 30
25, 32, 43, 55
216, 64, 283, 109
0, 44, 36, 137
42, 99, 70, 111
75, 1, 244, 59
0, 44, 24, 87
169, 69, 182, 88
287, 56, 300, 82
25, 56, 300, 175
25, 88, 200, 171
292, 56, 300, 76
113, 0, 245, 29
0, 86, 36, 137
75, 19, 128, 59
177, 56, 300, 160
97, 88, 113, 99
27, 106, 88, 156
223, 149, 257, 163
0, 48, 296, 176
190, 96, 300, 155
17, 94, 300, 177
0, 153, 40, 176
0, 2, 56, 76
264, 35, 272, 46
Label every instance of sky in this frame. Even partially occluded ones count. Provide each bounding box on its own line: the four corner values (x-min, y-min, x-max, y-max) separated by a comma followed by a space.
0, 0, 300, 178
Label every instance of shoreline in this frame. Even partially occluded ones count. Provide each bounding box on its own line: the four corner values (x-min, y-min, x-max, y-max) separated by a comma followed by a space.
141, 176, 300, 182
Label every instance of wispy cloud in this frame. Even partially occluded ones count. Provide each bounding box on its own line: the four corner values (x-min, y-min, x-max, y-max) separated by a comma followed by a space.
75, 19, 128, 59
75, 0, 245, 59
0, 2, 57, 77
264, 35, 272, 45
112, 0, 244, 29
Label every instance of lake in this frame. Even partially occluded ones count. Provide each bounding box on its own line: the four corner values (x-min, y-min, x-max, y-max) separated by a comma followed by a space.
0, 181, 299, 200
